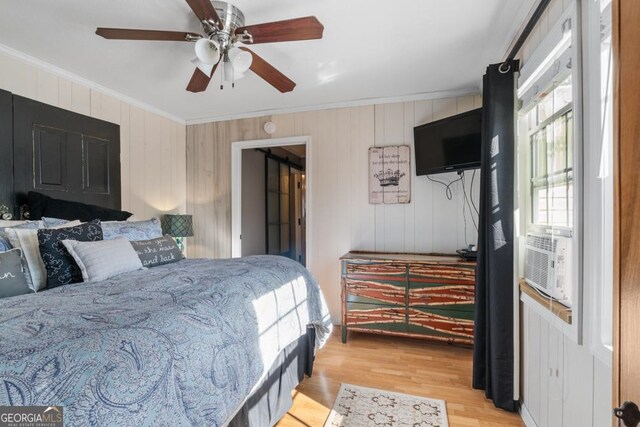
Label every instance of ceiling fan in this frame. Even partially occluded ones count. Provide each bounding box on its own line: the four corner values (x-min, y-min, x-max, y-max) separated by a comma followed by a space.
95, 0, 324, 93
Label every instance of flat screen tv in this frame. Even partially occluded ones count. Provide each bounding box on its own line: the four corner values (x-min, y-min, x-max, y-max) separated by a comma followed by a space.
414, 108, 482, 175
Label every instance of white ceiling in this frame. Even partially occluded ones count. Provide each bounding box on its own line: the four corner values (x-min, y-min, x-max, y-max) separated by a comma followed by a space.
0, 0, 534, 122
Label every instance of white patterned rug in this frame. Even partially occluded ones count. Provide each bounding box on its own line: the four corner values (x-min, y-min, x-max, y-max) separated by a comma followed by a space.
324, 384, 448, 427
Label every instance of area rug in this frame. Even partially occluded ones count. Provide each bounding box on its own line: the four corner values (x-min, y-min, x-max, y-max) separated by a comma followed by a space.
324, 383, 448, 427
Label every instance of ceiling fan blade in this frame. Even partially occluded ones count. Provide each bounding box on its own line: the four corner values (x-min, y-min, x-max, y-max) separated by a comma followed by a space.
186, 62, 219, 93
96, 28, 201, 41
185, 0, 222, 28
235, 16, 324, 44
239, 47, 296, 93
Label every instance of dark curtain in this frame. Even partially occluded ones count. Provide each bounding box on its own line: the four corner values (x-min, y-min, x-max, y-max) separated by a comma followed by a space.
473, 59, 518, 412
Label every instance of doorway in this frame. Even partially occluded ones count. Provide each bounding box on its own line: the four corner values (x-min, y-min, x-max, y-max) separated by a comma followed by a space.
241, 145, 306, 264
231, 136, 313, 268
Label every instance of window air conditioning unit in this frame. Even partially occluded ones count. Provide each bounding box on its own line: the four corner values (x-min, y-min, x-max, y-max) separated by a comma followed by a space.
524, 232, 572, 307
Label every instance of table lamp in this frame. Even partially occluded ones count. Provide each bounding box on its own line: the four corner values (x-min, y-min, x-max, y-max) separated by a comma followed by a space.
161, 214, 193, 253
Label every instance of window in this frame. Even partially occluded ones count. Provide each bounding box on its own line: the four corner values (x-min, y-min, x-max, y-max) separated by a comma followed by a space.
589, 0, 614, 363
528, 76, 574, 229
516, 1, 582, 342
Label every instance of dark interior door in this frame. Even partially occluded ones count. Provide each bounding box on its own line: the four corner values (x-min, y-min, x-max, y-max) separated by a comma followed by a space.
266, 157, 292, 259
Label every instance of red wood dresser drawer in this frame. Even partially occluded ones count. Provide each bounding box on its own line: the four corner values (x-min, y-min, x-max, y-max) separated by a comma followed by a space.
408, 263, 475, 307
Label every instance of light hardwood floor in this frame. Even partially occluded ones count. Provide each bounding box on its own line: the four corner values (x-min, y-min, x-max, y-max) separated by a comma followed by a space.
277, 328, 523, 427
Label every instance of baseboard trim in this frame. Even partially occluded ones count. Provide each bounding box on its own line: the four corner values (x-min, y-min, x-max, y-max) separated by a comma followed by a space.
520, 403, 538, 427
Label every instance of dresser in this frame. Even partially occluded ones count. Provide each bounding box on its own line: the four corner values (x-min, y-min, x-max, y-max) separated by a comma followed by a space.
340, 251, 476, 344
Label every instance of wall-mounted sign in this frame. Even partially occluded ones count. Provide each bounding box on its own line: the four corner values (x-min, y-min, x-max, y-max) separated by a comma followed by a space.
369, 145, 411, 204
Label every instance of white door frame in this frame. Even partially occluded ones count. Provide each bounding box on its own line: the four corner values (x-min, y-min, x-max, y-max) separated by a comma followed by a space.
231, 136, 313, 270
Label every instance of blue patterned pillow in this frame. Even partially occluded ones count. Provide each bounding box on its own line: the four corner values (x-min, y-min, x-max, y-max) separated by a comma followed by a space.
38, 220, 103, 288
0, 221, 43, 251
101, 218, 162, 242
42, 217, 73, 228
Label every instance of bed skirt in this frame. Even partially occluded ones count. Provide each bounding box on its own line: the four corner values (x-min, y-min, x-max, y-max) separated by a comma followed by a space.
228, 325, 317, 427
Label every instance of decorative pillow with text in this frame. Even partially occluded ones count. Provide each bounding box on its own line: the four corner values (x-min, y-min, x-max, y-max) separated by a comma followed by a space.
130, 235, 184, 268
0, 249, 31, 298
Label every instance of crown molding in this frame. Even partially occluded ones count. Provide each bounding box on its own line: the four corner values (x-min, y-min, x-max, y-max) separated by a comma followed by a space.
0, 43, 481, 127
0, 43, 186, 124
184, 87, 481, 125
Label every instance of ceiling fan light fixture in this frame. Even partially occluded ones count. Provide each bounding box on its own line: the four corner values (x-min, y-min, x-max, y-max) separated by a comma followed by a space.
229, 48, 252, 73
190, 58, 215, 76
194, 38, 221, 65
95, 1, 324, 93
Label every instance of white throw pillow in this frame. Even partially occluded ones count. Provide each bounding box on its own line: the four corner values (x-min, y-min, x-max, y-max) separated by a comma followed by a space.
62, 237, 144, 282
0, 220, 28, 228
5, 220, 81, 291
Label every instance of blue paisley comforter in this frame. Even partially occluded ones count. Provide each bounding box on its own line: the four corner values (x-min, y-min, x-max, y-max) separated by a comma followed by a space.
0, 256, 332, 426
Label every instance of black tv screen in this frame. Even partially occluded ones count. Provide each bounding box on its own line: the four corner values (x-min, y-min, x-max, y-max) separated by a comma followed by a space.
414, 108, 482, 175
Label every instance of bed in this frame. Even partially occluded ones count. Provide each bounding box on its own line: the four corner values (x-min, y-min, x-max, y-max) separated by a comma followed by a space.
0, 255, 332, 426
0, 90, 334, 426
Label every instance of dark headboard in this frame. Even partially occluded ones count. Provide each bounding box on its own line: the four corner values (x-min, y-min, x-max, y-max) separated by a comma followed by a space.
0, 91, 121, 218
0, 90, 13, 212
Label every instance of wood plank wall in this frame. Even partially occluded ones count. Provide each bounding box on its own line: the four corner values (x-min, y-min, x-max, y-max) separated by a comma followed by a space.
0, 51, 187, 219
185, 95, 482, 322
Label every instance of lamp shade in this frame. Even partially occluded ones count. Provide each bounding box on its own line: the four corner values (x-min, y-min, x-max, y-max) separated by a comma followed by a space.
229, 47, 252, 73
194, 38, 221, 65
161, 214, 194, 238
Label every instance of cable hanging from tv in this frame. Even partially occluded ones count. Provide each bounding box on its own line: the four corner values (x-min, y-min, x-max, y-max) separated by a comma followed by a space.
426, 174, 462, 200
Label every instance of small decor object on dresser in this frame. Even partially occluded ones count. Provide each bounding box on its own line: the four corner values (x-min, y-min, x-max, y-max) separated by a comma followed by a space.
38, 220, 103, 288
131, 235, 185, 268
369, 145, 411, 204
341, 251, 476, 344
161, 214, 194, 252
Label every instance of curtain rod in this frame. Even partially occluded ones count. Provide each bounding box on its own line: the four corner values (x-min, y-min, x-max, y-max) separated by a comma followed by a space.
506, 0, 552, 61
